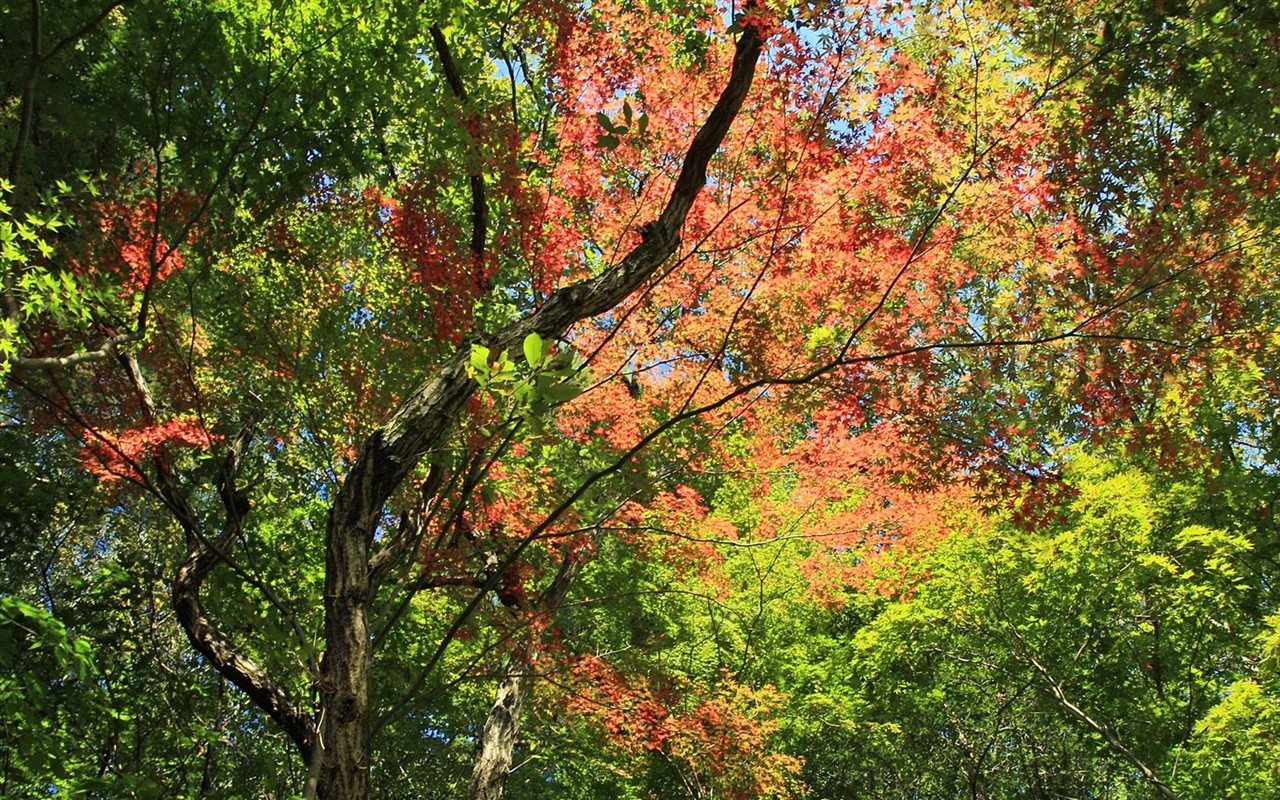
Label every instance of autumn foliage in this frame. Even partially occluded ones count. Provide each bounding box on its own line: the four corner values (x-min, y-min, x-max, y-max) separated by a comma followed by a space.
3, 0, 1279, 798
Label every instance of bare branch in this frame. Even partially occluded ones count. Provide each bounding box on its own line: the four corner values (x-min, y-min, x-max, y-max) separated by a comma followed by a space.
15, 331, 141, 369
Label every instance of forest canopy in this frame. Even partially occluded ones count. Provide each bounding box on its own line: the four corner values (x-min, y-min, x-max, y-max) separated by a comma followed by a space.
2, 0, 1279, 798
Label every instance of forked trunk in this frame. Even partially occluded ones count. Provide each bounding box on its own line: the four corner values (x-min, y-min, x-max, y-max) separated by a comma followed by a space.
298, 20, 764, 798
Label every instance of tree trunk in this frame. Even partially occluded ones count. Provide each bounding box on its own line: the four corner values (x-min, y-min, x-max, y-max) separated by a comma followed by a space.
469, 644, 536, 800
316, 516, 374, 800
468, 548, 585, 800
303, 22, 764, 799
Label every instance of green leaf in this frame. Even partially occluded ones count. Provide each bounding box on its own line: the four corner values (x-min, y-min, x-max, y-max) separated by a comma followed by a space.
541, 380, 583, 403
806, 325, 836, 353
523, 332, 546, 368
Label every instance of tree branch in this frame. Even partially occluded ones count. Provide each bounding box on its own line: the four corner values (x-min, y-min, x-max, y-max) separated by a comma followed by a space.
116, 356, 314, 761
15, 331, 141, 369
173, 537, 315, 761
6, 0, 130, 185
429, 24, 488, 263
366, 461, 444, 587
6, 0, 44, 187
329, 22, 764, 545
1002, 617, 1182, 799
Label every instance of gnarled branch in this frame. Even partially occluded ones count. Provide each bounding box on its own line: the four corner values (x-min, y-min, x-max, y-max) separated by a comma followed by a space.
118, 355, 313, 761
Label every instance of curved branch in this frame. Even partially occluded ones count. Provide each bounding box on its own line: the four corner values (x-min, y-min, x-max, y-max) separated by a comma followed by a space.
173, 541, 315, 761
116, 355, 314, 760
330, 22, 764, 542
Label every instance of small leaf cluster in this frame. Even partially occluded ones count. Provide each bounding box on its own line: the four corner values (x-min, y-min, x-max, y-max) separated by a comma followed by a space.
466, 332, 584, 434
0, 178, 104, 375
595, 100, 649, 151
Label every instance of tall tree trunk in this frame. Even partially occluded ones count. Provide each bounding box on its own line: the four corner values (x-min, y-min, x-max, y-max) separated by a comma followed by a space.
316, 517, 374, 800
469, 643, 537, 800
468, 549, 586, 800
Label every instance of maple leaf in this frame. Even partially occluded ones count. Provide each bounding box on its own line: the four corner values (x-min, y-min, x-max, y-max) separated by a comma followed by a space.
82, 418, 216, 484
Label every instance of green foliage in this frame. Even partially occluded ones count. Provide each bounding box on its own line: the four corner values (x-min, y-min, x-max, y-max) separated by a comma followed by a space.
0, 597, 102, 796
467, 338, 584, 434
0, 421, 304, 798
1183, 677, 1280, 799
762, 449, 1279, 798
1173, 614, 1280, 798
594, 101, 649, 150
0, 177, 103, 374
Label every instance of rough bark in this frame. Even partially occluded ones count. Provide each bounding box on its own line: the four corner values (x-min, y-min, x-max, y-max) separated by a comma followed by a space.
469, 644, 537, 800
468, 543, 587, 800
328, 21, 764, 549
314, 22, 763, 800
316, 513, 374, 799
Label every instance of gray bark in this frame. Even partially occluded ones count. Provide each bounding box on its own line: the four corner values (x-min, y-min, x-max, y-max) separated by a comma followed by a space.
469, 644, 537, 800
467, 538, 589, 800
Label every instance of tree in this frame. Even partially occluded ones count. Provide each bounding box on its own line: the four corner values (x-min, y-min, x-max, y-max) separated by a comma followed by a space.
2, 0, 1278, 798
1, 407, 313, 797
805, 451, 1264, 799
